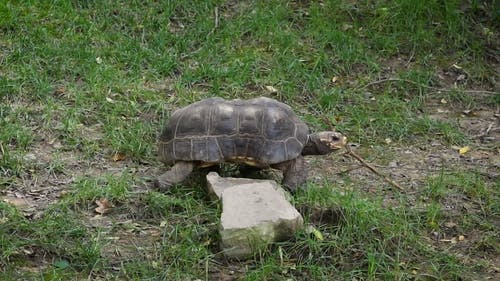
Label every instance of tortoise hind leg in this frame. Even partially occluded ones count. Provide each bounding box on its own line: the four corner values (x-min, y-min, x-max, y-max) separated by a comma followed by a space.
154, 161, 196, 191
272, 155, 308, 192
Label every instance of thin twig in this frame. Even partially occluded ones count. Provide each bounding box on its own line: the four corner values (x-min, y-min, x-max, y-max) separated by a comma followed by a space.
473, 122, 497, 139
345, 9, 355, 23
318, 113, 404, 191
358, 77, 497, 94
206, 6, 220, 38
214, 6, 219, 30
405, 48, 415, 68
485, 122, 494, 134
345, 145, 405, 191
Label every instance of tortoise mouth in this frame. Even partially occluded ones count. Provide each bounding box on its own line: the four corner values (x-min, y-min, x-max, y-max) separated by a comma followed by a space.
319, 135, 347, 150
333, 136, 348, 149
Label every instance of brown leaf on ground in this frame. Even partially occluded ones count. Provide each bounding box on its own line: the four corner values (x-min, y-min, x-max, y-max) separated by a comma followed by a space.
112, 153, 127, 162
95, 198, 113, 215
264, 85, 278, 93
54, 86, 67, 97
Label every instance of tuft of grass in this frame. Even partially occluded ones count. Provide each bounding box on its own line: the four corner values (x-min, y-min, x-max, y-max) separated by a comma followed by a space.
62, 173, 134, 206
424, 170, 498, 214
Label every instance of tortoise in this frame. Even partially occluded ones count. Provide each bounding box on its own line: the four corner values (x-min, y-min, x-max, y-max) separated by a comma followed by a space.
155, 97, 347, 191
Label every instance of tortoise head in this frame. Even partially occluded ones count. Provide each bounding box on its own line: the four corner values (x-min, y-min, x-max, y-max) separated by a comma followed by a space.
303, 131, 347, 155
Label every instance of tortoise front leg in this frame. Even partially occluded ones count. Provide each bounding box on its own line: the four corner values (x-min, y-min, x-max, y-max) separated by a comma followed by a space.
154, 161, 196, 191
272, 155, 308, 192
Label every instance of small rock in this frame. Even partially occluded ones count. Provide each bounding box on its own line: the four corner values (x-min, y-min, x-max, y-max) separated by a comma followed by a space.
208, 172, 303, 259
220, 183, 303, 259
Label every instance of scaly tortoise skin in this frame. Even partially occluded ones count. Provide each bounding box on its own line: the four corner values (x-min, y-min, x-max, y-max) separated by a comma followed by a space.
156, 97, 346, 191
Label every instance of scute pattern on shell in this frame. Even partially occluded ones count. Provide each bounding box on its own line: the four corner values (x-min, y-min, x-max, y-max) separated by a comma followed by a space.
159, 97, 309, 166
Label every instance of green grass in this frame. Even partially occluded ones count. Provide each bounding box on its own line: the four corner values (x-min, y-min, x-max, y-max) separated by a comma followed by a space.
1, 0, 498, 280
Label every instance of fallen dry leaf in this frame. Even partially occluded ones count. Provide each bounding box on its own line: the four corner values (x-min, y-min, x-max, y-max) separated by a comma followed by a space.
112, 153, 127, 162
264, 85, 278, 94
22, 248, 34, 255
54, 87, 67, 96
306, 224, 324, 241
459, 146, 470, 155
456, 74, 466, 82
95, 198, 113, 215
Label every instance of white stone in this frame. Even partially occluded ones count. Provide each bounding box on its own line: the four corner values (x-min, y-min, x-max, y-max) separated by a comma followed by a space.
217, 180, 303, 259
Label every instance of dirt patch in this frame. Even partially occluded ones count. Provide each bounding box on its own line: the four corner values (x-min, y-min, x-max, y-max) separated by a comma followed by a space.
2, 139, 159, 219
86, 214, 163, 265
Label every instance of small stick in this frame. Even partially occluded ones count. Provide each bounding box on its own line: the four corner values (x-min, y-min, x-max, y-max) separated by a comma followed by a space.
485, 122, 494, 134
483, 122, 495, 135
473, 122, 498, 139
345, 145, 405, 191
206, 7, 219, 38
405, 48, 415, 68
214, 6, 219, 30
318, 115, 404, 191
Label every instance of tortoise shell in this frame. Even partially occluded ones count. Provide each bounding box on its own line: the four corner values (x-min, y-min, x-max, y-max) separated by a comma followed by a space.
158, 97, 309, 166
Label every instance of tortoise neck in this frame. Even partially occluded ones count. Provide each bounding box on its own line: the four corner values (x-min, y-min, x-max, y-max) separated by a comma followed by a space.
302, 134, 319, 155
